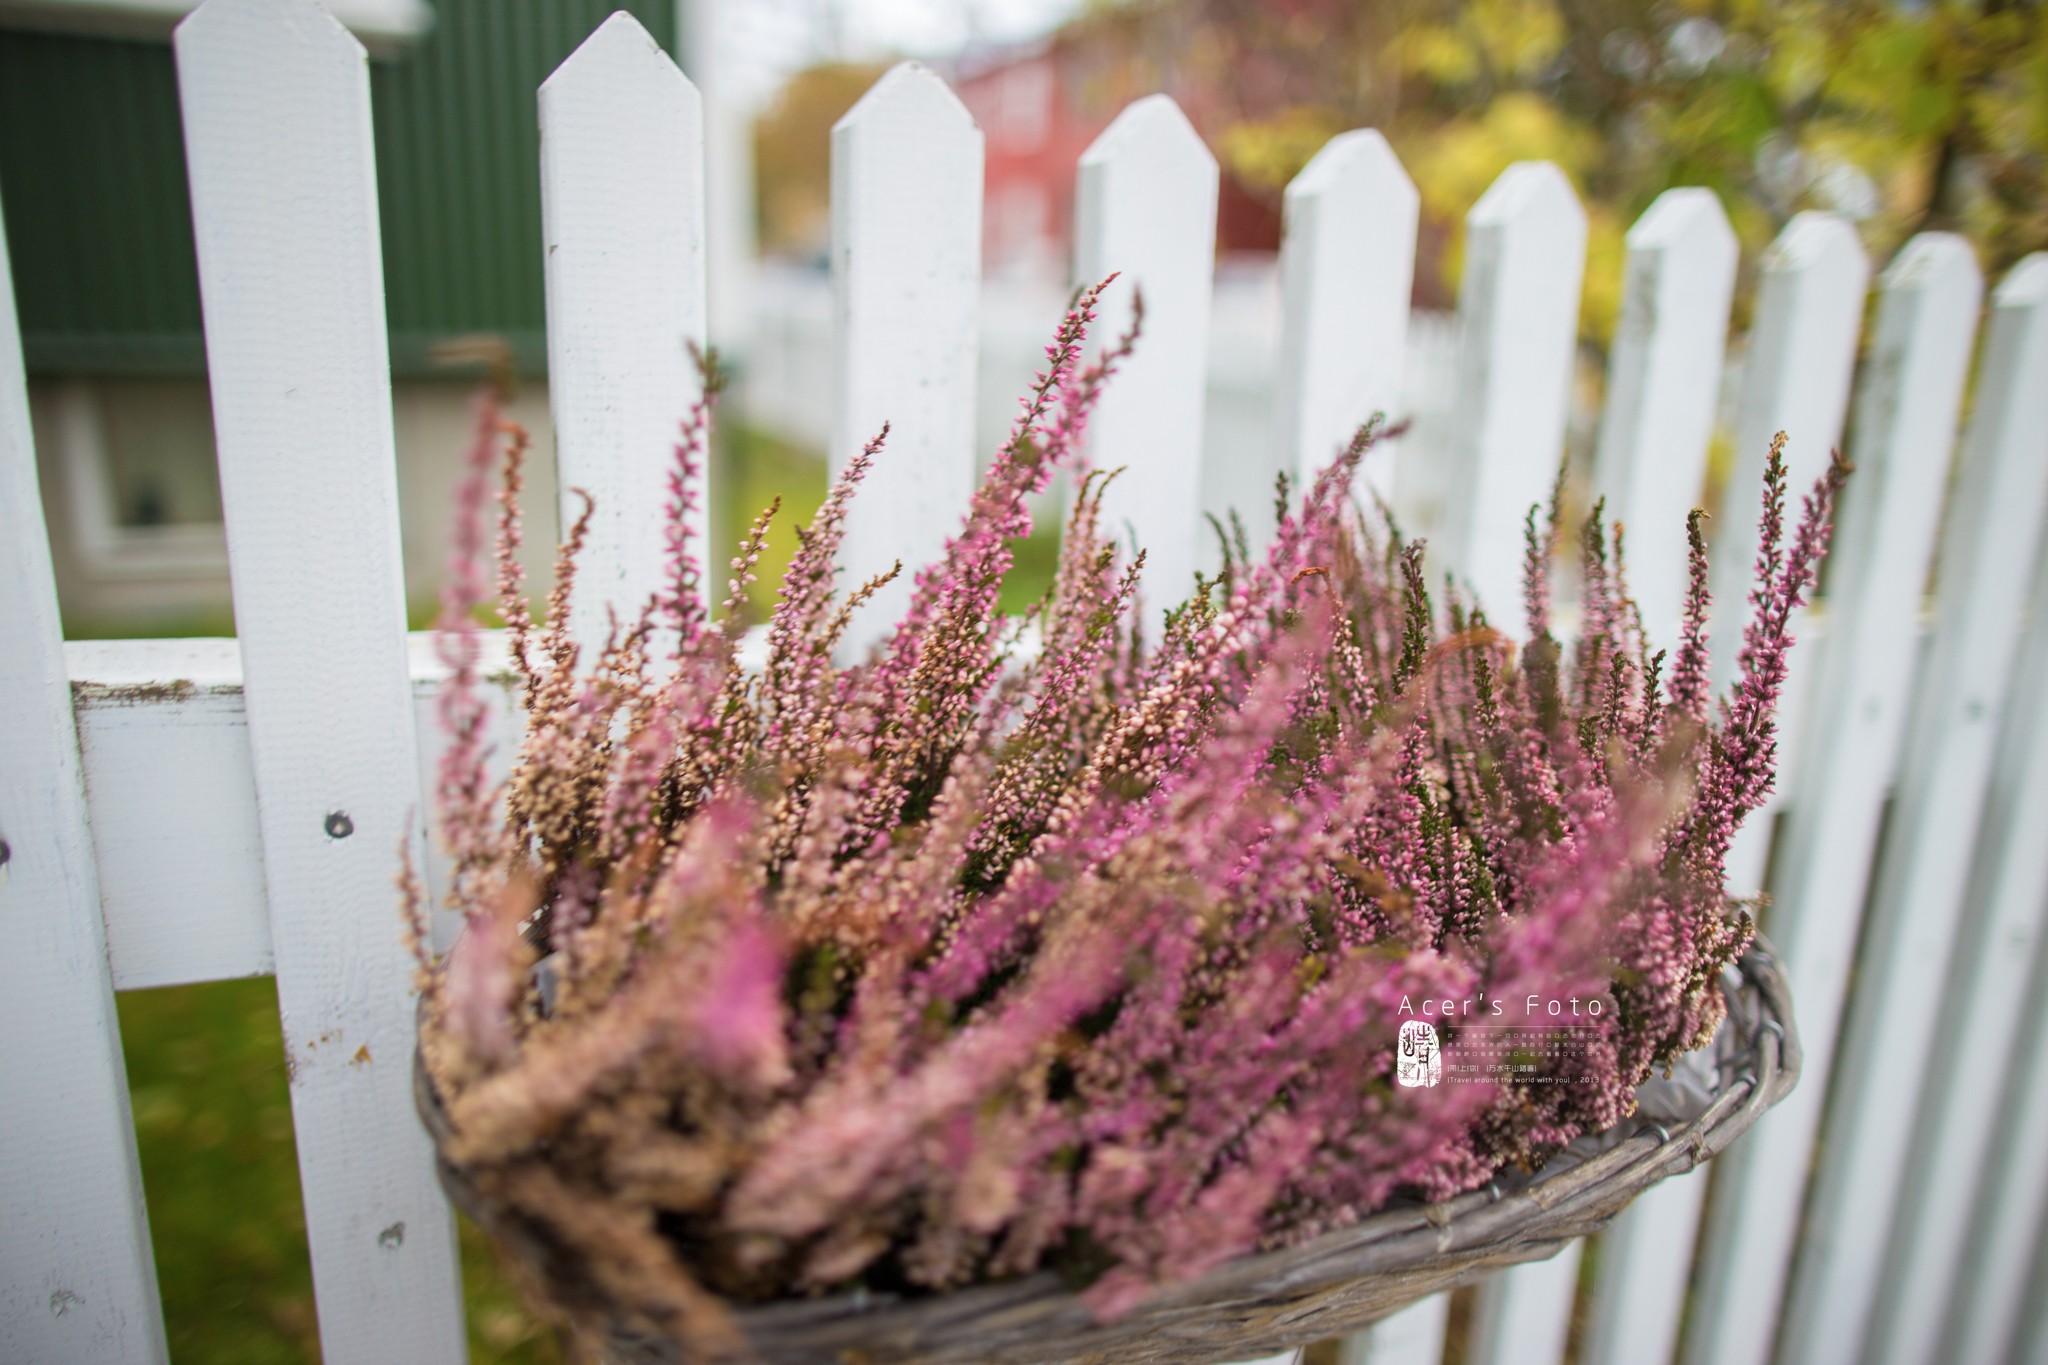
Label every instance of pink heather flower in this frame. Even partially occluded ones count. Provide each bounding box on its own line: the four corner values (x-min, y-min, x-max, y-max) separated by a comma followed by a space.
416, 268, 1844, 1347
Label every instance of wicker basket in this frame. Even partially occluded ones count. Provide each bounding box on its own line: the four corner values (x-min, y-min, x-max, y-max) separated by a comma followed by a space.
416, 939, 1797, 1365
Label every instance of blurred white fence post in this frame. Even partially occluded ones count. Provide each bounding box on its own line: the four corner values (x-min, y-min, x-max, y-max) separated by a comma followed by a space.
174, 2, 466, 1361
1952, 857, 2048, 1365
1348, 1290, 1450, 1365
1441, 160, 1587, 1365
1437, 161, 1585, 623
0, 184, 170, 1365
1684, 233, 1983, 1365
1713, 212, 1869, 903
1818, 254, 2048, 1365
1075, 94, 1218, 617
1588, 187, 1737, 654
1708, 213, 1870, 691
676, 0, 755, 361
1573, 186, 1736, 1365
1274, 129, 1418, 504
1468, 1242, 1583, 1365
1583, 1172, 1705, 1365
830, 62, 983, 649
540, 11, 706, 659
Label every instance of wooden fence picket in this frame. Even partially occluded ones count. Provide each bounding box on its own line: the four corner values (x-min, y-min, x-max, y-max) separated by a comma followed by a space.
1349, 1292, 1450, 1365
1273, 129, 1418, 503
539, 11, 706, 660
1573, 186, 1734, 1365
830, 62, 982, 648
1582, 1172, 1707, 1365
1588, 187, 1737, 654
1952, 867, 2048, 1365
1074, 94, 1218, 616
173, 2, 465, 1361
1436, 161, 1585, 623
0, 180, 170, 1365
1712, 212, 1869, 903
1474, 184, 1722, 1365
1467, 1241, 1583, 1365
1684, 233, 1983, 1365
1843, 253, 2048, 1365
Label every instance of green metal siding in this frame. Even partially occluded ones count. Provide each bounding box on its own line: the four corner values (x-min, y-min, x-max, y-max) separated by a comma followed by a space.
0, 0, 679, 377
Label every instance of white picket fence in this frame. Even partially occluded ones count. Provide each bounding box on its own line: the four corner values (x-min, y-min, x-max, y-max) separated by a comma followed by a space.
3, 3, 2047, 1363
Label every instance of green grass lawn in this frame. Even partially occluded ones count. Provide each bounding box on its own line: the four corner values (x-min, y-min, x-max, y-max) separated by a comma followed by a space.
714, 419, 1061, 623
117, 978, 565, 1363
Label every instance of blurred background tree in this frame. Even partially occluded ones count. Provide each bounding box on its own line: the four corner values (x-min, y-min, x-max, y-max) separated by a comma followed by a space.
1027, 0, 2048, 342
753, 60, 890, 260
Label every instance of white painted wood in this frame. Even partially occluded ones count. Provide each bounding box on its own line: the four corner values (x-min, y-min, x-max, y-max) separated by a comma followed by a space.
1344, 1291, 1449, 1365
1075, 93, 1217, 619
1715, 215, 1867, 901
1786, 247, 2047, 1365
66, 634, 520, 991
1708, 213, 1870, 694
1947, 898, 2048, 1365
1589, 187, 1737, 654
541, 11, 707, 661
1583, 1170, 1705, 1365
1437, 162, 1586, 623
1467, 1242, 1583, 1365
1683, 233, 1983, 1365
2023, 1261, 2048, 1365
1925, 581, 2048, 1365
1868, 254, 2048, 1365
174, 3, 464, 1361
69, 640, 272, 990
0, 168, 169, 1365
830, 61, 982, 649
1274, 129, 1418, 503
1585, 217, 1849, 1365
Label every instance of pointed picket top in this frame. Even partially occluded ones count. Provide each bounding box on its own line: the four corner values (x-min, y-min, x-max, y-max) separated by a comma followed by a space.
540, 9, 706, 660
839, 56, 978, 141
1590, 186, 1737, 652
829, 60, 982, 649
1082, 91, 1212, 175
177, 0, 365, 64
543, 8, 689, 100
1688, 231, 1982, 1365
1439, 160, 1586, 624
1074, 93, 1219, 617
1275, 128, 1419, 502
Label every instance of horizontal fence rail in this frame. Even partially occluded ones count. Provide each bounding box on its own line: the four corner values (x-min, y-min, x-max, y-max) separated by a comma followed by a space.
4, 2, 2048, 1363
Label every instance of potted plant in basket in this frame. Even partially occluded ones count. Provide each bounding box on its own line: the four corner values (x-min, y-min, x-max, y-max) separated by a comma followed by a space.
405, 278, 1840, 1364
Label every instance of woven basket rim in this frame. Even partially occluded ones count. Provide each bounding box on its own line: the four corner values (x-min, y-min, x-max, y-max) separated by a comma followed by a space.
417, 938, 1799, 1365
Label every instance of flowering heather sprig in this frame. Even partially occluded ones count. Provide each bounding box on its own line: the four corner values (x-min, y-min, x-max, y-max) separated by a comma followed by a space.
412, 288, 1843, 1351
